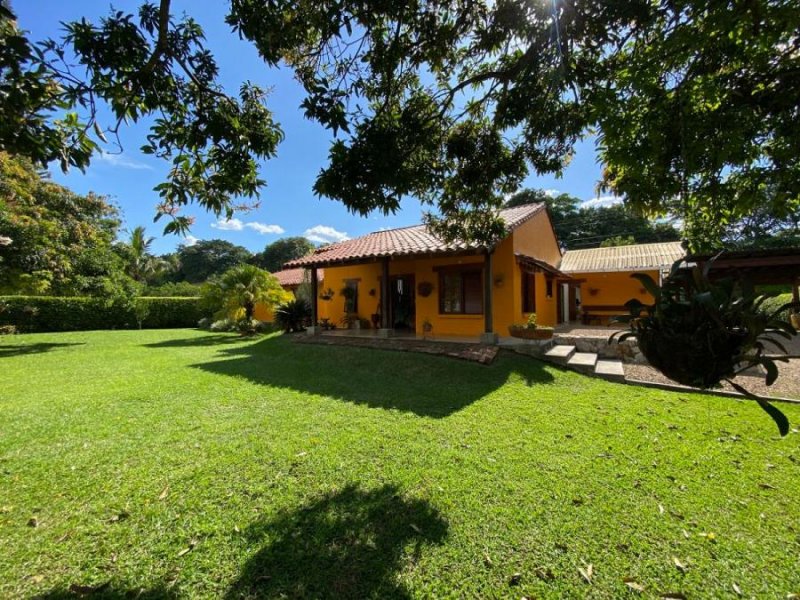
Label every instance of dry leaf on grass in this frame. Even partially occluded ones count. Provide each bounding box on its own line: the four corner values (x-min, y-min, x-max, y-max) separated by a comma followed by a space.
177, 539, 197, 557
623, 577, 645, 592
579, 564, 593, 584
672, 557, 687, 573
159, 485, 170, 500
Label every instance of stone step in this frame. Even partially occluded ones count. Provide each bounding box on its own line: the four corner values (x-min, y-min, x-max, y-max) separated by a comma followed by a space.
544, 344, 576, 365
594, 359, 625, 382
567, 352, 598, 374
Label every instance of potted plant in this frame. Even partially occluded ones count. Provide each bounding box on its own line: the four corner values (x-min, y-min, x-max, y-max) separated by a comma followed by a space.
508, 313, 554, 340
371, 312, 381, 328
319, 288, 335, 301
339, 313, 361, 329
422, 318, 433, 338
417, 281, 434, 297
611, 259, 798, 436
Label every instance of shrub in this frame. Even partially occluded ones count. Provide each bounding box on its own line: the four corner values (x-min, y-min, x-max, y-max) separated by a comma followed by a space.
0, 296, 206, 332
758, 293, 793, 322
274, 298, 311, 332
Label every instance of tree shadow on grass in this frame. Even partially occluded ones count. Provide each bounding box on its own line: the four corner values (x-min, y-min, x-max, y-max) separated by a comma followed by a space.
226, 484, 448, 600
0, 342, 84, 358
143, 334, 247, 348
189, 336, 555, 418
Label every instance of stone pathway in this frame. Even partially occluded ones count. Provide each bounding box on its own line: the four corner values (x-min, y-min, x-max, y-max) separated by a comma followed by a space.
294, 334, 499, 365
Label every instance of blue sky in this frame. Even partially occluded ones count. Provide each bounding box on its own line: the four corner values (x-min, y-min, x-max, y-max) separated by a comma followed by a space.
17, 1, 612, 255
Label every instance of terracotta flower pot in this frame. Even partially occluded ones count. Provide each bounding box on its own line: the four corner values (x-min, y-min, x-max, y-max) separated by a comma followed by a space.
508, 326, 553, 340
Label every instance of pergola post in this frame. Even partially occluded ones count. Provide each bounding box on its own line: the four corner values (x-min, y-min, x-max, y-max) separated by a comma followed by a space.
378, 257, 392, 338
480, 250, 498, 345
306, 267, 321, 335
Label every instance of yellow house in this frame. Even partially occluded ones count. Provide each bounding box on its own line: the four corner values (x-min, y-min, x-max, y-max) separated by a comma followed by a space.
285, 203, 574, 342
558, 241, 685, 325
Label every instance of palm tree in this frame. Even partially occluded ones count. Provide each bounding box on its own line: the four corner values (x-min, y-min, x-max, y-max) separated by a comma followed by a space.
125, 226, 163, 282
215, 264, 289, 321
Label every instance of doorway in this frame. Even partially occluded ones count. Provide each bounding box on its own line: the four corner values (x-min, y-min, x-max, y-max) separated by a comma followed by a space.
389, 275, 416, 331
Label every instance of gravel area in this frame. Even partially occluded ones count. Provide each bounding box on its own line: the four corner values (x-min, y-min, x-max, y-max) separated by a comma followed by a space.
625, 358, 800, 401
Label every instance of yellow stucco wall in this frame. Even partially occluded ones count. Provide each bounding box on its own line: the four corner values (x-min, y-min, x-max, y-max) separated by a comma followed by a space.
512, 210, 563, 266
579, 270, 660, 308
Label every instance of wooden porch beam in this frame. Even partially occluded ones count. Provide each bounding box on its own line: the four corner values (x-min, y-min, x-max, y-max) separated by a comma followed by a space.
484, 251, 493, 334
310, 267, 319, 326
381, 258, 390, 329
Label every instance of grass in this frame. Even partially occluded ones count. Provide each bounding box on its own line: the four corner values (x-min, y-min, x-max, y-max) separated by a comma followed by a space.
1, 329, 799, 599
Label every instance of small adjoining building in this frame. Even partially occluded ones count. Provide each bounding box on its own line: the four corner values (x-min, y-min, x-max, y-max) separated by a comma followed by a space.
558, 242, 685, 325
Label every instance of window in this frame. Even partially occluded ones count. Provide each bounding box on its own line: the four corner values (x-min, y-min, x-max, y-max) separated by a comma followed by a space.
344, 280, 358, 313
439, 269, 483, 314
522, 272, 536, 313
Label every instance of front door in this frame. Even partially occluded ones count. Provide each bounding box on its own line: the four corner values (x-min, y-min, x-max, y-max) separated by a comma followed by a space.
390, 275, 416, 331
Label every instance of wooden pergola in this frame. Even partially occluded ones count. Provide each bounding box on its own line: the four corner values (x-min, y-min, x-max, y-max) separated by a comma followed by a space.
685, 247, 800, 312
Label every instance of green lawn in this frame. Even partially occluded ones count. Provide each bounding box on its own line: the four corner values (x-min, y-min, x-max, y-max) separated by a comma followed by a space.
1, 329, 799, 599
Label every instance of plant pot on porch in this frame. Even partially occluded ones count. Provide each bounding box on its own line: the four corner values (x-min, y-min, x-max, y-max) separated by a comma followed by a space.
791, 313, 800, 330
508, 326, 554, 340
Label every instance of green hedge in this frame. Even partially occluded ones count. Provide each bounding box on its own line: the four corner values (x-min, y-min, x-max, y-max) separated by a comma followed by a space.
0, 296, 206, 332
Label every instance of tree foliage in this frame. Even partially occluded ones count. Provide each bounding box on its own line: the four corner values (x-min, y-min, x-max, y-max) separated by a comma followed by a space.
1, 2, 798, 246
0, 2, 282, 234
176, 239, 251, 284
505, 189, 681, 249
252, 236, 315, 273
0, 152, 138, 297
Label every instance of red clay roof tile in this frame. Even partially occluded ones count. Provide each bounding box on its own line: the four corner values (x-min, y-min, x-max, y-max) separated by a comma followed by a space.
286, 203, 545, 268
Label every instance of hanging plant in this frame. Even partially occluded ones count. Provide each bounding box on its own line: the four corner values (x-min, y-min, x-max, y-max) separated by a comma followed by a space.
611, 258, 798, 436
417, 281, 434, 297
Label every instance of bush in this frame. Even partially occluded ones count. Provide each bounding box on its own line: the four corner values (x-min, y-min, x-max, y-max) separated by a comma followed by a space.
274, 298, 311, 332
758, 293, 794, 322
0, 296, 207, 332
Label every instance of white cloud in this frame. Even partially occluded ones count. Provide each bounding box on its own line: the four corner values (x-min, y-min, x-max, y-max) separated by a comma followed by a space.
211, 218, 245, 231
304, 225, 349, 244
211, 218, 284, 235
245, 222, 285, 235
95, 151, 153, 171
183, 235, 199, 247
543, 188, 561, 197
581, 195, 623, 209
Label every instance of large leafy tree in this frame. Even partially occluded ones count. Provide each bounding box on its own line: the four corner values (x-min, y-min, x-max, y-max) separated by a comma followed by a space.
176, 239, 251, 283
1, 2, 798, 248
251, 237, 315, 273
0, 152, 138, 296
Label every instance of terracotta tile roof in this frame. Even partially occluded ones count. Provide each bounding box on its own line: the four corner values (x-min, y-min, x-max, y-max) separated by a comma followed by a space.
272, 267, 323, 287
559, 241, 685, 273
286, 203, 546, 268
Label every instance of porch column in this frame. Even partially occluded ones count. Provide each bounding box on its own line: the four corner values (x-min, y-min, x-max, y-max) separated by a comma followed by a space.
378, 257, 392, 337
480, 250, 498, 345
307, 266, 320, 335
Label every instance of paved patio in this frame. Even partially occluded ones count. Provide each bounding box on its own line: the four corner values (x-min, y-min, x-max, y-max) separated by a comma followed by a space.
294, 331, 500, 364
